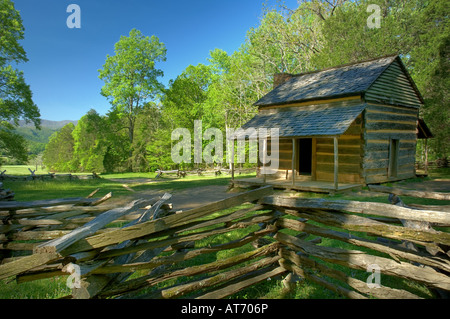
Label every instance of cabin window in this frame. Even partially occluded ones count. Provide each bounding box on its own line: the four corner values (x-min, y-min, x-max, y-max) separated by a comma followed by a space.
388, 139, 399, 178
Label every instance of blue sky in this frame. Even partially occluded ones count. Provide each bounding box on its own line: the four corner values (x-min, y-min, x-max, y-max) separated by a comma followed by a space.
12, 0, 298, 121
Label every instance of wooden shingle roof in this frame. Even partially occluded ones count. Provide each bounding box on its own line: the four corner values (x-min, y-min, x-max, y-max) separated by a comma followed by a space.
255, 55, 401, 107
234, 104, 366, 138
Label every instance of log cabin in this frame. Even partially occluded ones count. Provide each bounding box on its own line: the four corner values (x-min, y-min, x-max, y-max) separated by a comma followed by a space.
232, 55, 431, 192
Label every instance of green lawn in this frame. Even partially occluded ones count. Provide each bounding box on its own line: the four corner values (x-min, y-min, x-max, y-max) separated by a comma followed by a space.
1, 165, 41, 176
1, 166, 256, 202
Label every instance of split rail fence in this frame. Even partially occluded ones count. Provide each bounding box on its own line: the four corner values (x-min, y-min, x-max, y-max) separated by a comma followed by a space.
0, 185, 449, 299
0, 169, 100, 182
155, 167, 255, 179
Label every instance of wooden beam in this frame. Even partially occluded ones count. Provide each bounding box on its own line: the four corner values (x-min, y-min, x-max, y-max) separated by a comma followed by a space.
61, 186, 274, 255
311, 138, 317, 181
276, 217, 450, 273
0, 252, 62, 280
34, 198, 159, 254
279, 249, 421, 299
275, 232, 450, 291
0, 197, 97, 211
97, 240, 279, 298
231, 140, 235, 181
262, 196, 450, 225
368, 185, 450, 201
334, 137, 338, 190
157, 255, 280, 299
196, 266, 286, 299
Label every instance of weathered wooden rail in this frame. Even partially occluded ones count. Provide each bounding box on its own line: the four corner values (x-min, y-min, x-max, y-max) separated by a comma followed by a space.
0, 182, 14, 201
0, 189, 113, 262
0, 185, 449, 299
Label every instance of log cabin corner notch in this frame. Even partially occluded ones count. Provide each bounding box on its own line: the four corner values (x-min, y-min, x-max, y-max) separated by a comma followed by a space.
234, 54, 431, 190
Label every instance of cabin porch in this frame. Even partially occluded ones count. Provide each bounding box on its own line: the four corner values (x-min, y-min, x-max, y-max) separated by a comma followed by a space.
231, 177, 362, 194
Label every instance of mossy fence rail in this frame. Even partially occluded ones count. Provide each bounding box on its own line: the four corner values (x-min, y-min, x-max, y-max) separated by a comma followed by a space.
0, 185, 449, 299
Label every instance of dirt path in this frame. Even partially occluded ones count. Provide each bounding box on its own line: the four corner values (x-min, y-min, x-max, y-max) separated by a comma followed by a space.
109, 181, 241, 212
106, 176, 450, 211
146, 184, 240, 211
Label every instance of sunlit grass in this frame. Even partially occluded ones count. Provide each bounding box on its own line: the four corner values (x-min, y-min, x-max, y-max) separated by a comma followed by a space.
0, 276, 70, 299
1, 165, 42, 176
1, 179, 130, 201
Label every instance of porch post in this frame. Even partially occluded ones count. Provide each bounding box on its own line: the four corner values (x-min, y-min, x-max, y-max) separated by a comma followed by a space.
334, 137, 339, 190
311, 138, 317, 181
424, 139, 429, 175
231, 139, 235, 181
292, 138, 296, 186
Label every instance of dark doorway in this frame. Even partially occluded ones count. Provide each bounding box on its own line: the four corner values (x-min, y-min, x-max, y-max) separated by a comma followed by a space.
298, 138, 312, 175
388, 139, 399, 178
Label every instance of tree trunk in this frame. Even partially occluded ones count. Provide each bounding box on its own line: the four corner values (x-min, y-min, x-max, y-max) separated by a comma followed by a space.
128, 113, 135, 172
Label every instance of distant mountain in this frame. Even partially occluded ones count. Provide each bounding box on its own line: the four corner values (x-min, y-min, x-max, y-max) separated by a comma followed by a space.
16, 119, 78, 130
13, 119, 78, 155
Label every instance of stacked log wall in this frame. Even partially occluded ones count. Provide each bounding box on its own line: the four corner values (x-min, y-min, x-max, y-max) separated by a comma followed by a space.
363, 103, 419, 184
315, 114, 363, 184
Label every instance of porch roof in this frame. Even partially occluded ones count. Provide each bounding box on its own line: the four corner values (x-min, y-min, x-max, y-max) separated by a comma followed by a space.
233, 103, 366, 139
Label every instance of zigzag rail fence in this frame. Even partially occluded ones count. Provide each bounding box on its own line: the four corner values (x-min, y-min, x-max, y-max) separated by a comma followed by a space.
0, 169, 101, 182
0, 185, 449, 299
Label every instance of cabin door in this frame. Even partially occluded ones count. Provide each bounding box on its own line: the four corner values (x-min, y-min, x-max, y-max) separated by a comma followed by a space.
388, 138, 399, 178
298, 138, 312, 175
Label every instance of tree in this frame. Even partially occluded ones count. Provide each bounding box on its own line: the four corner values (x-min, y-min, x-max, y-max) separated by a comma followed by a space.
101, 109, 131, 172
98, 29, 166, 171
405, 0, 450, 160
163, 63, 215, 130
162, 62, 229, 168
246, 4, 322, 75
42, 123, 76, 172
72, 109, 107, 173
0, 0, 40, 165
130, 103, 162, 171
311, 0, 449, 160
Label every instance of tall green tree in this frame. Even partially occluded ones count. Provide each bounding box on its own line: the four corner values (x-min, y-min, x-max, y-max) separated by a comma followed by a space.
246, 4, 322, 75
101, 109, 131, 172
162, 63, 229, 168
72, 109, 107, 173
98, 29, 166, 171
163, 64, 215, 130
0, 0, 40, 165
42, 123, 76, 172
406, 0, 450, 160
131, 103, 162, 171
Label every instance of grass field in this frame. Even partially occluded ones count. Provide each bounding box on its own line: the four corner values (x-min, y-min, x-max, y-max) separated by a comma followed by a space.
0, 165, 449, 299
1, 165, 255, 201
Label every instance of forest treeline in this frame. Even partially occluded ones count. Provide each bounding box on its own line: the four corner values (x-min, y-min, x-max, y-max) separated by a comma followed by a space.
1, 0, 448, 173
